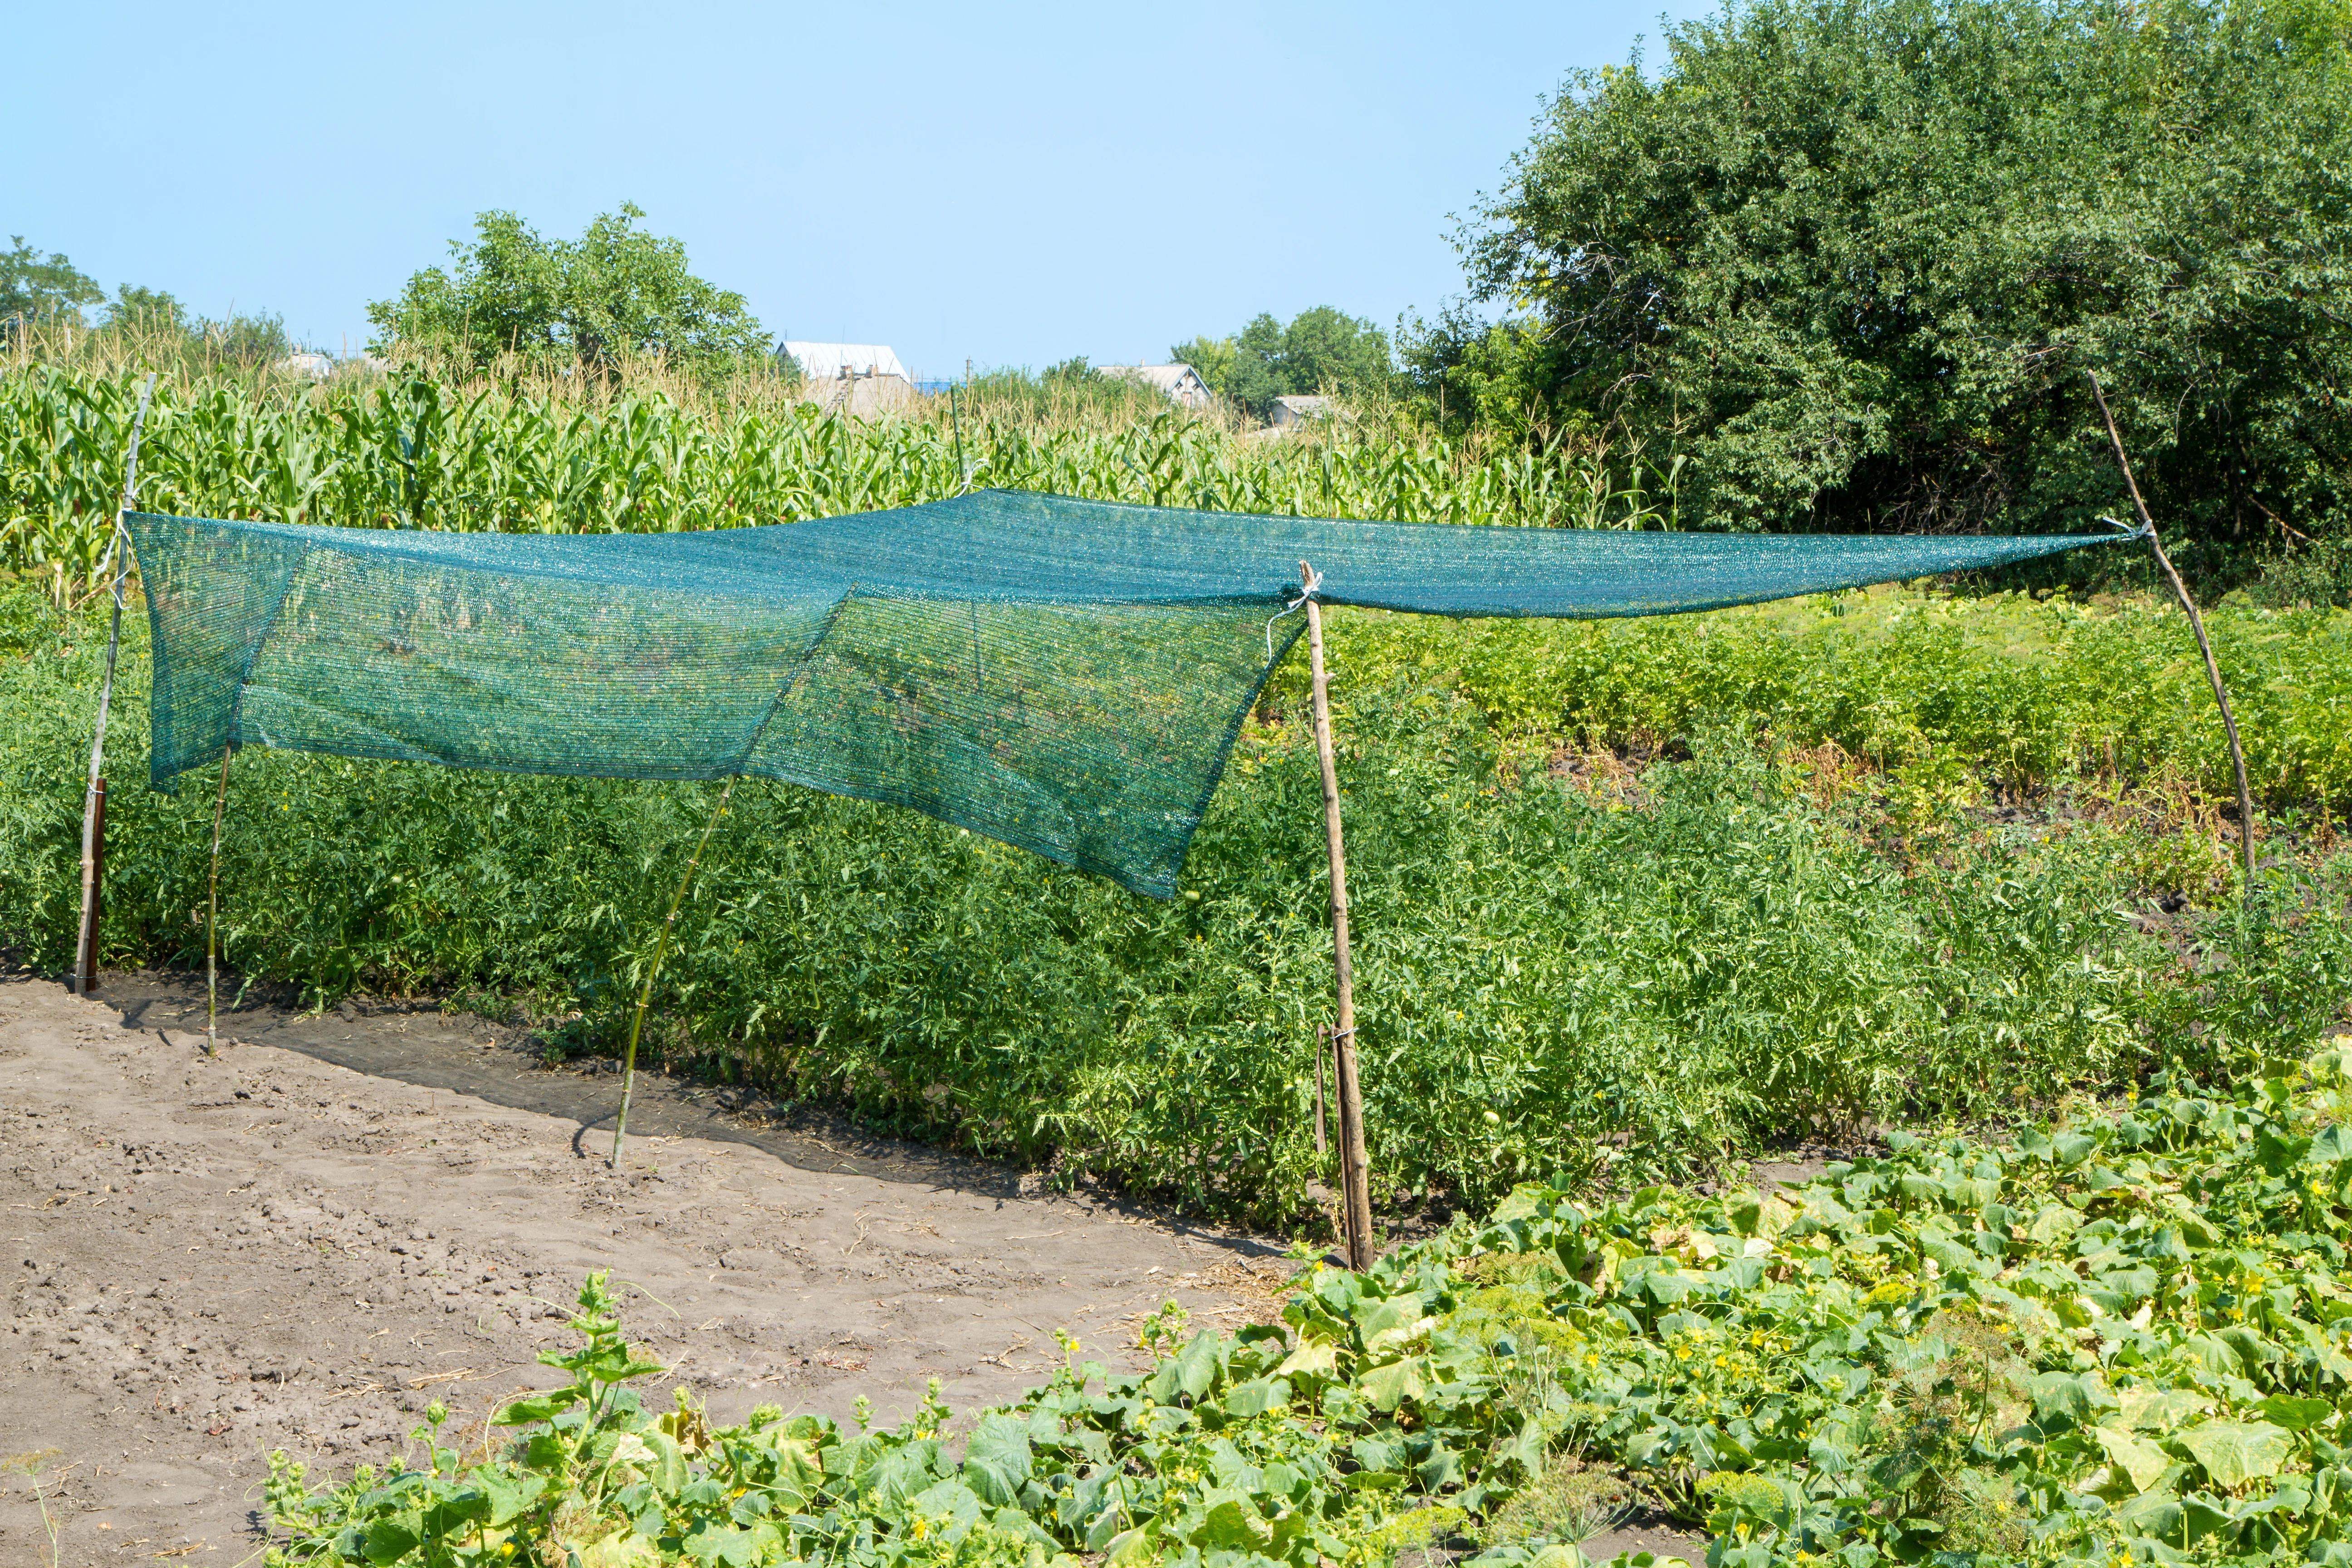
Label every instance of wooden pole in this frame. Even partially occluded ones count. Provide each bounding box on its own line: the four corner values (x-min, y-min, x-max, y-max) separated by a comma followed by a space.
2088, 373, 2258, 888
75, 372, 157, 995
951, 384, 968, 491
206, 744, 231, 1054
612, 777, 737, 1170
1301, 561, 1374, 1270
75, 781, 107, 992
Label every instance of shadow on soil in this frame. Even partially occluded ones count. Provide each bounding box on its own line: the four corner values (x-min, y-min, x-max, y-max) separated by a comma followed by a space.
93, 968, 1055, 1200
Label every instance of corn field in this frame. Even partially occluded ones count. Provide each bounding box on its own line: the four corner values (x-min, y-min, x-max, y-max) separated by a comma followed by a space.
0, 363, 1680, 602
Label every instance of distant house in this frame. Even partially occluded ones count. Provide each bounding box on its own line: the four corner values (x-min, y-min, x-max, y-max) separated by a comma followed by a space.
277, 352, 389, 381
1098, 363, 1214, 410
781, 342, 917, 416
1270, 395, 1335, 429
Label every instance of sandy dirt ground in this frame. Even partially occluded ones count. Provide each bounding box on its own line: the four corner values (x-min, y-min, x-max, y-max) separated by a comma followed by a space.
3, 971, 1704, 1567
0, 974, 1300, 1566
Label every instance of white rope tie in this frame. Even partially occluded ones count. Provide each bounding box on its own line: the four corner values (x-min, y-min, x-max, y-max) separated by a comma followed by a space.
1265, 571, 1322, 658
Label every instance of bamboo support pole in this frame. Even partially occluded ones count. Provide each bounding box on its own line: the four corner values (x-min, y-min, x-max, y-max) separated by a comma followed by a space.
951, 384, 968, 491
2088, 373, 2258, 888
206, 744, 232, 1054
75, 781, 108, 990
1301, 561, 1375, 1270
75, 372, 157, 995
612, 777, 737, 1170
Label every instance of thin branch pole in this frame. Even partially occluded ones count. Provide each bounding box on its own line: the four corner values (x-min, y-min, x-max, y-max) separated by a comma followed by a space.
75, 780, 108, 990
2088, 373, 2258, 888
951, 384, 968, 492
612, 777, 738, 1171
75, 372, 157, 995
1301, 560, 1374, 1271
206, 744, 231, 1054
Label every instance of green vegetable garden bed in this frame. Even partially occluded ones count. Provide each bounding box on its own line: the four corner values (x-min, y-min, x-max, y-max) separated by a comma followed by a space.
266, 1040, 2352, 1567
17, 576, 2352, 1226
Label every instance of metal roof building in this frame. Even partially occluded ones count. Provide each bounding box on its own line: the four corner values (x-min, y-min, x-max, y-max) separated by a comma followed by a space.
781, 342, 910, 381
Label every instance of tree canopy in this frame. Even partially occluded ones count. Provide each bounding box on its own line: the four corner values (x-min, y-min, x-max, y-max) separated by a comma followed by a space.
1419, 0, 2352, 555
367, 204, 769, 376
1, 237, 103, 335
0, 241, 294, 366
1174, 307, 1392, 418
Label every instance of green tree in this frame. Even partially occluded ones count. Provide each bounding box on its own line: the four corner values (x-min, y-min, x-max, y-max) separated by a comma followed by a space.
0, 237, 103, 335
1184, 309, 1392, 418
102, 284, 186, 331
1273, 305, 1391, 401
1451, 0, 2352, 560
1167, 333, 1238, 396
97, 285, 295, 368
368, 203, 769, 376
1229, 314, 1284, 416
1397, 306, 1586, 440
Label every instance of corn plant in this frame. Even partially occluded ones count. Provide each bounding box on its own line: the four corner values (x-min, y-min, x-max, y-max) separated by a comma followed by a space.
2, 362, 1679, 603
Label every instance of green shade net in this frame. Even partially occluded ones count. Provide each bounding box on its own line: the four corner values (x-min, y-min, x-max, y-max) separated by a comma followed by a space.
127, 490, 2123, 898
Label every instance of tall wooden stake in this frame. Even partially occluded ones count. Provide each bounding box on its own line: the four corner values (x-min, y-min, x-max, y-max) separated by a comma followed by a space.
951, 384, 968, 491
75, 372, 157, 995
2089, 373, 2258, 888
612, 777, 737, 1170
1301, 561, 1374, 1270
76, 781, 108, 990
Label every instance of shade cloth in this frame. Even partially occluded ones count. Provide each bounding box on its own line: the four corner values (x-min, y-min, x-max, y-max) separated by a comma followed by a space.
128, 490, 2121, 897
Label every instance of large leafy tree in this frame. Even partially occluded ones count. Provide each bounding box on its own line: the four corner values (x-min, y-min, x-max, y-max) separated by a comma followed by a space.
1174, 307, 1392, 417
0, 242, 289, 364
1, 237, 103, 335
368, 204, 769, 375
1436, 0, 2352, 554
1271, 306, 1392, 401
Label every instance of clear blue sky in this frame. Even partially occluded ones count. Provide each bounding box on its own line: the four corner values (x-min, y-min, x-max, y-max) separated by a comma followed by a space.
7, 2, 1712, 379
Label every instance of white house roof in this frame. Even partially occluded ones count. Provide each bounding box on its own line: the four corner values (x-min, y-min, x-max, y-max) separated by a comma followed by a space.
1101, 364, 1201, 392
782, 342, 908, 379
1098, 363, 1212, 406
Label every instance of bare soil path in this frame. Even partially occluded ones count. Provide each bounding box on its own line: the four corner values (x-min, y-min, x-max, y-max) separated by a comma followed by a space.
0, 974, 1294, 1566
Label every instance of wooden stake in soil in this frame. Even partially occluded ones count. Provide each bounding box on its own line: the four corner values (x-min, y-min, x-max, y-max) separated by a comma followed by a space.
612, 777, 738, 1171
1301, 561, 1375, 1271
2088, 373, 2259, 888
75, 780, 107, 991
206, 744, 231, 1054
74, 372, 157, 995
